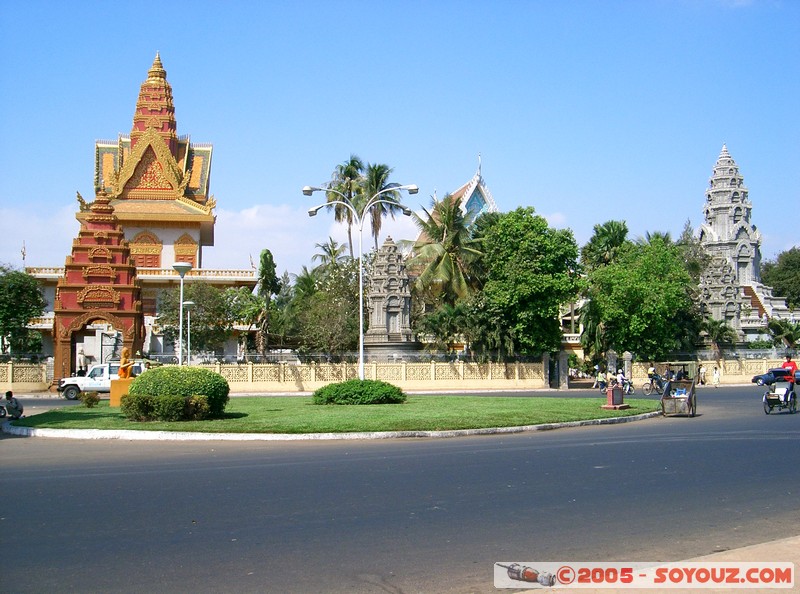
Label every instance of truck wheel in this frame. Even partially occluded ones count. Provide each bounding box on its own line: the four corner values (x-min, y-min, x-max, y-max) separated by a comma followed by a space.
63, 386, 80, 400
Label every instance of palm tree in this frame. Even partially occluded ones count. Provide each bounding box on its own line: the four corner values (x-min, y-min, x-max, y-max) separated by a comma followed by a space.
578, 297, 607, 360
636, 230, 673, 246
701, 317, 737, 360
407, 193, 483, 306
581, 220, 629, 270
361, 162, 401, 250
328, 155, 364, 258
291, 266, 318, 301
312, 237, 347, 275
767, 319, 800, 349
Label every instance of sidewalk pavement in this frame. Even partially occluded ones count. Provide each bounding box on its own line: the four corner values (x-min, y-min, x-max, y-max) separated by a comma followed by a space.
551, 535, 799, 593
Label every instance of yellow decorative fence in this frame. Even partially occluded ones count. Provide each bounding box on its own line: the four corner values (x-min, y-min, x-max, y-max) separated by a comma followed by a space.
0, 358, 783, 394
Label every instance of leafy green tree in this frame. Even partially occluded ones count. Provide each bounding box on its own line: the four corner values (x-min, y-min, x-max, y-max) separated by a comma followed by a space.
158, 282, 237, 355
257, 249, 281, 300
468, 211, 502, 287
263, 272, 301, 349
226, 286, 261, 356
0, 264, 46, 354
295, 259, 359, 356
460, 292, 516, 362
761, 247, 800, 309
581, 220, 630, 271
408, 194, 483, 307
251, 249, 281, 353
676, 219, 709, 282
583, 237, 699, 360
415, 302, 468, 352
477, 207, 580, 357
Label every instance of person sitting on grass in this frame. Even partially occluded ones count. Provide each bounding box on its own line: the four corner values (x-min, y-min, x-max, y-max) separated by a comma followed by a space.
5, 390, 23, 419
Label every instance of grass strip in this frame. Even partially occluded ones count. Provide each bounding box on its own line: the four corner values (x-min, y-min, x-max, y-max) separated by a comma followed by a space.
13, 396, 660, 434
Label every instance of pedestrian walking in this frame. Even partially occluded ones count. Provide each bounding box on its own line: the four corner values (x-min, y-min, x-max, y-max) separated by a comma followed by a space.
712, 366, 720, 388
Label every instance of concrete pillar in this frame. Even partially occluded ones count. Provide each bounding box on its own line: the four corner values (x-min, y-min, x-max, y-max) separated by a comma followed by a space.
623, 351, 633, 379
542, 352, 550, 388
607, 349, 618, 375
558, 350, 570, 391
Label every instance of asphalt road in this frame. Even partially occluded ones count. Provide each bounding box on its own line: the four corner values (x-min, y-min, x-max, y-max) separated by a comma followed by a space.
2, 386, 799, 593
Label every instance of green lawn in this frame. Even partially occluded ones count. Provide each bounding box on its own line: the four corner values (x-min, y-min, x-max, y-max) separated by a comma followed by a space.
13, 396, 660, 434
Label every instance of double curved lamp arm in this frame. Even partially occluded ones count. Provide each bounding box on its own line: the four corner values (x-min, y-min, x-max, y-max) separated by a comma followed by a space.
303, 183, 418, 380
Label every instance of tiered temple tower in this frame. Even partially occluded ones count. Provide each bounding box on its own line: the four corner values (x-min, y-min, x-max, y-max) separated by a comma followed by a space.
365, 237, 420, 358
29, 54, 255, 378
698, 145, 791, 340
93, 52, 215, 279
52, 193, 143, 379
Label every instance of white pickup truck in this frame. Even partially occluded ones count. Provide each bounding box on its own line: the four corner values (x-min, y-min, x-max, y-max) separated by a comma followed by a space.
58, 361, 145, 400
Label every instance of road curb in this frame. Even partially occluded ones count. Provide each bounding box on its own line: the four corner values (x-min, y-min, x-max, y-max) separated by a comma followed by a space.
1, 411, 662, 441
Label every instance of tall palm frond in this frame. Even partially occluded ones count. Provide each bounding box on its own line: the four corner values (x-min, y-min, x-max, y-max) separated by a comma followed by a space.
312, 237, 348, 275
636, 230, 673, 246
291, 266, 319, 300
701, 317, 737, 359
328, 155, 364, 257
361, 162, 401, 250
407, 194, 483, 305
768, 319, 800, 349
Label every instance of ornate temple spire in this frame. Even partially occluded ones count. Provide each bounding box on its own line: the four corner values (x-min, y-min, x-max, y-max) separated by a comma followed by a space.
705, 143, 750, 218
130, 53, 177, 155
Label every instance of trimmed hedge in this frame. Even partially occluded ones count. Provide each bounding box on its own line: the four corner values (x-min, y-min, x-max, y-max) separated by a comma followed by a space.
120, 393, 154, 421
124, 366, 229, 421
121, 393, 211, 422
312, 379, 406, 405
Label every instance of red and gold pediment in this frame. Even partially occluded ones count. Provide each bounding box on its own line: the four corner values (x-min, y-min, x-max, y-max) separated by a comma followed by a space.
77, 286, 121, 309
82, 265, 115, 281
108, 127, 188, 200
130, 148, 173, 191
88, 246, 113, 262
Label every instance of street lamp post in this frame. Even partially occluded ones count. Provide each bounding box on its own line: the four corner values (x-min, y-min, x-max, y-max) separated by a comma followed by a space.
173, 262, 193, 366
183, 301, 195, 366
303, 183, 418, 380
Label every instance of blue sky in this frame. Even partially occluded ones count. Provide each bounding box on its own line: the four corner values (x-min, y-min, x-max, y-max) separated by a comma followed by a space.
1, 0, 797, 277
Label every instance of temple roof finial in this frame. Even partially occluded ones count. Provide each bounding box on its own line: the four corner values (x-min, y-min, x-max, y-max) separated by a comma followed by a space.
147, 52, 167, 83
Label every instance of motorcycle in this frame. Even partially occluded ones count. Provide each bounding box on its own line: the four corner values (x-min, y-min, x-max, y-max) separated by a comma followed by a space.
602, 378, 635, 395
